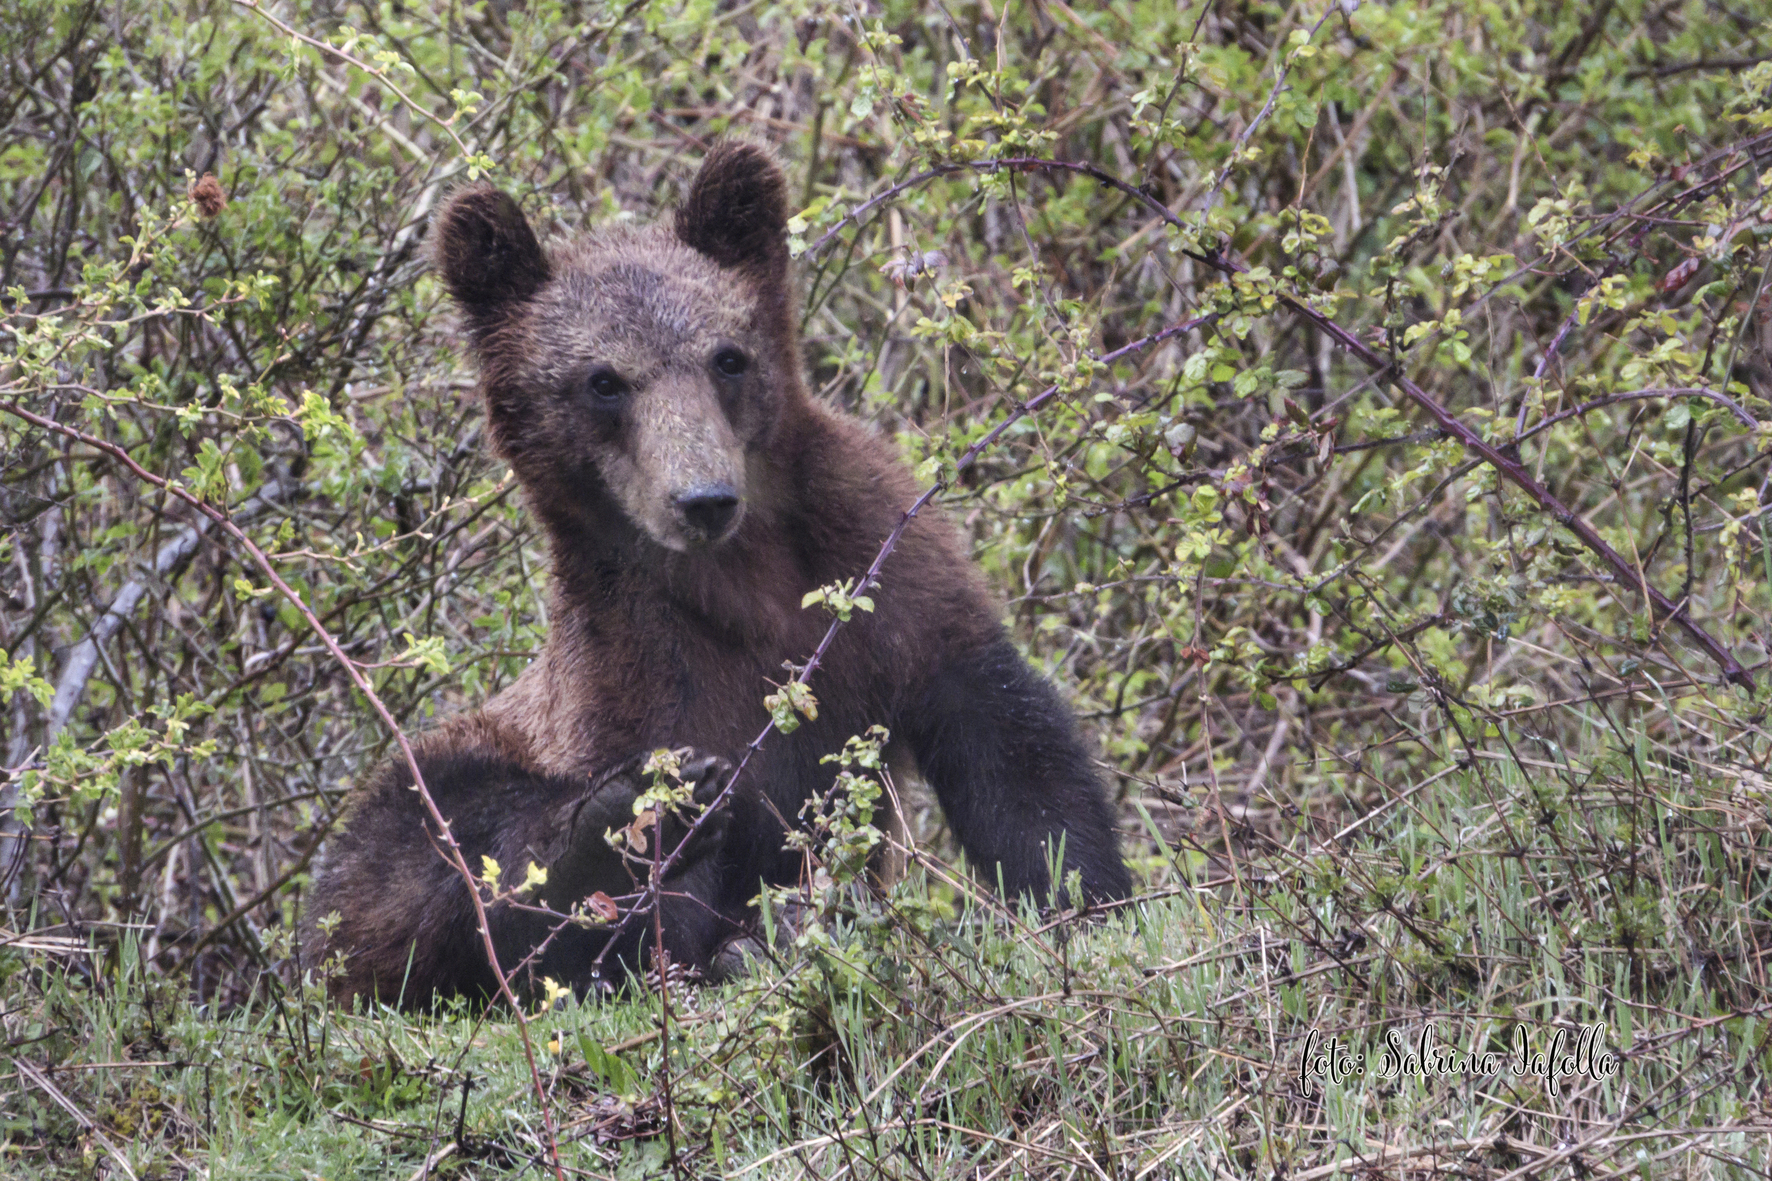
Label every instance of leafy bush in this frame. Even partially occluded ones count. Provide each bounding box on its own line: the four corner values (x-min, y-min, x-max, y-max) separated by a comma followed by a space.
3, 0, 1772, 1176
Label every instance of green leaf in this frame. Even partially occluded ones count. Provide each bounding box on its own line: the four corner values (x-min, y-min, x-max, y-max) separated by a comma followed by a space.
577, 1033, 641, 1095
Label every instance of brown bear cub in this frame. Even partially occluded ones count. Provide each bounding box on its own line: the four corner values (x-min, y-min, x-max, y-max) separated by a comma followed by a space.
305, 141, 1131, 1006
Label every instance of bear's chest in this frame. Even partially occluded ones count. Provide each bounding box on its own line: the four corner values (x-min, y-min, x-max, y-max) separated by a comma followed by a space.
647, 584, 894, 756
498, 547, 901, 782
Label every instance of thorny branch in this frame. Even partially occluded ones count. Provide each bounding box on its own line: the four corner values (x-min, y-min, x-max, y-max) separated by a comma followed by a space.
1266, 285, 1754, 688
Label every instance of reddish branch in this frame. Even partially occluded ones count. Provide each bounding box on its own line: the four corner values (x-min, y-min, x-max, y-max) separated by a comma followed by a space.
1516, 386, 1757, 442
0, 399, 571, 1181
1273, 297, 1752, 687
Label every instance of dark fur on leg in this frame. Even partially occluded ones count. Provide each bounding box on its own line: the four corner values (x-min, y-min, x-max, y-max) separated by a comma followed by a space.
902, 636, 1131, 906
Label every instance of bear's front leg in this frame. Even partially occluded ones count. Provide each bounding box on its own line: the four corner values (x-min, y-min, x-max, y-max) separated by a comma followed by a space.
545, 752, 735, 903
900, 636, 1132, 907
532, 751, 738, 990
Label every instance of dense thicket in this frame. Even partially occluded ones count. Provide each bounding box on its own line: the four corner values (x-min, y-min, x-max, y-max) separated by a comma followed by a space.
4, 1, 1772, 1176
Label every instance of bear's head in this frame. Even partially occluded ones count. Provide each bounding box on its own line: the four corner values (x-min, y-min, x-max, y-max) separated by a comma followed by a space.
433, 141, 797, 553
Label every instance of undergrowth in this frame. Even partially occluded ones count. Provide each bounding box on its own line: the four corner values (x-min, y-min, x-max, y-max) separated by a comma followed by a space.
5, 0, 1772, 1175
7, 731, 1769, 1177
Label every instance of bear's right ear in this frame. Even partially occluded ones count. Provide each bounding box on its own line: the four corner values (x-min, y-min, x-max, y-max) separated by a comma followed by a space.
433, 185, 551, 318
674, 140, 789, 280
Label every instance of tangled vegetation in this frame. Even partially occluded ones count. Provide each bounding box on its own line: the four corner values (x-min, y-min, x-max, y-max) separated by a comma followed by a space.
3, 0, 1772, 1175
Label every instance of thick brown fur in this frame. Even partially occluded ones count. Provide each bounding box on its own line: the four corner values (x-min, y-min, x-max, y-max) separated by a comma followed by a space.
305, 140, 1131, 1006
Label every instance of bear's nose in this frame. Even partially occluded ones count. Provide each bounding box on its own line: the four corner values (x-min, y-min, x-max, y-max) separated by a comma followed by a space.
674, 484, 740, 540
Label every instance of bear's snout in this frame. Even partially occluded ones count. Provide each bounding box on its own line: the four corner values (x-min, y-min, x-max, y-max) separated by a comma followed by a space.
672, 482, 742, 544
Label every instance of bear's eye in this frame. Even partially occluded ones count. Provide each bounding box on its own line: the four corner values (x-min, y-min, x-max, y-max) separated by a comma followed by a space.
712, 348, 748, 378
585, 368, 627, 407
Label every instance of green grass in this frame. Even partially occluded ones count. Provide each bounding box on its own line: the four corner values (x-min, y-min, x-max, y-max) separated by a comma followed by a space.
6, 735, 1768, 1179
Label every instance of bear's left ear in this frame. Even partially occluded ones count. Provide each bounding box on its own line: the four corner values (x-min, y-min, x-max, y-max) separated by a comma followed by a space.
433, 185, 552, 322
675, 140, 789, 281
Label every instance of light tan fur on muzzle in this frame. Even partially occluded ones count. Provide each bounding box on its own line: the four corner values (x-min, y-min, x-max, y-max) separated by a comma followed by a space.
618, 369, 746, 551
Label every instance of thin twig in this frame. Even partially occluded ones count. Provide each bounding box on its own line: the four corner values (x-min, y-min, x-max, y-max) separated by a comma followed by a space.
651, 795, 685, 1181
1515, 386, 1758, 442
15, 1058, 138, 1181
1517, 304, 1582, 436
1201, 10, 1333, 210
231, 0, 474, 162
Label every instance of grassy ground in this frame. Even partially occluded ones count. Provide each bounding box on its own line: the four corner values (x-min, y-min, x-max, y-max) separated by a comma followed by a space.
6, 719, 1768, 1178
